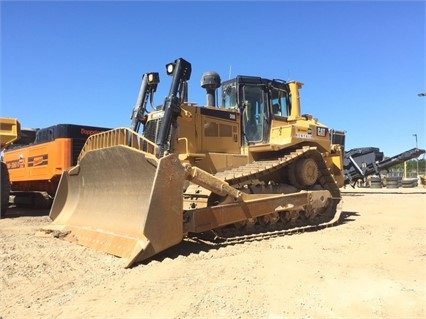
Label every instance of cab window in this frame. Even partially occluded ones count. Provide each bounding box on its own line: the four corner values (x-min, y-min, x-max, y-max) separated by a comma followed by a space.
221, 83, 238, 109
271, 89, 289, 117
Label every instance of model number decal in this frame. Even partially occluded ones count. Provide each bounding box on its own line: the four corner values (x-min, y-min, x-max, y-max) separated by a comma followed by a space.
6, 159, 24, 170
295, 127, 312, 139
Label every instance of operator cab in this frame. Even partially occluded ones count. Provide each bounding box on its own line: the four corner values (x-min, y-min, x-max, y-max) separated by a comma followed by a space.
221, 76, 291, 146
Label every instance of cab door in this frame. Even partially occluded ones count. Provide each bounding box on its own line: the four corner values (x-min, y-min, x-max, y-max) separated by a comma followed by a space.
242, 85, 266, 145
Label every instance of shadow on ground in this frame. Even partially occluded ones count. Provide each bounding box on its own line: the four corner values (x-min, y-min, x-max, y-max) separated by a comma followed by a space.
339, 211, 360, 225
3, 205, 50, 218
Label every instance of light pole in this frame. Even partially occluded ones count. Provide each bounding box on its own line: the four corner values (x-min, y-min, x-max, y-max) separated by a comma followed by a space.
413, 133, 418, 177
418, 93, 424, 178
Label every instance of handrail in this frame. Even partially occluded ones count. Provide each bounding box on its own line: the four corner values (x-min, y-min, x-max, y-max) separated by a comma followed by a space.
78, 128, 158, 162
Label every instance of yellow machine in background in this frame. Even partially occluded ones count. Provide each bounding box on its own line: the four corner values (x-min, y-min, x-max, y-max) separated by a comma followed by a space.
0, 117, 21, 216
45, 58, 346, 267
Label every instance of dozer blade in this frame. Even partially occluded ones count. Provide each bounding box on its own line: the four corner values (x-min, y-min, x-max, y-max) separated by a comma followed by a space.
44, 146, 186, 268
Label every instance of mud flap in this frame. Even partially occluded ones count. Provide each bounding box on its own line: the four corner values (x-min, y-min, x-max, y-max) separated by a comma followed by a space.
44, 146, 186, 268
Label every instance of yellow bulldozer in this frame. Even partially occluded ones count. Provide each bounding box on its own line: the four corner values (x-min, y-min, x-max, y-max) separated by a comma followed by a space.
1, 117, 21, 216
44, 58, 346, 267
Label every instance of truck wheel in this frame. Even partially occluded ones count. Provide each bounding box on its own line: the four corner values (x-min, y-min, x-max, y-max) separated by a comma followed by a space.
1, 162, 11, 218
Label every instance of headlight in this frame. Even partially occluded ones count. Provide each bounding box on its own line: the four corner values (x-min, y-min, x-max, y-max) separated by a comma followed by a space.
146, 72, 159, 85
166, 63, 175, 75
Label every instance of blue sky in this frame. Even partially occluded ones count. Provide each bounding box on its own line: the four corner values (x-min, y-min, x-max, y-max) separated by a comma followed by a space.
1, 0, 425, 157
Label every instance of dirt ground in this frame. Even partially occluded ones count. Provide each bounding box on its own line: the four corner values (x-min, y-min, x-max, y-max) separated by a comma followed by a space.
1, 187, 425, 319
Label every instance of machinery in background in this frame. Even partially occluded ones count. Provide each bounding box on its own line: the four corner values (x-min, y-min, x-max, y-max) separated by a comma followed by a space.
3, 123, 111, 211
343, 147, 425, 187
0, 117, 21, 217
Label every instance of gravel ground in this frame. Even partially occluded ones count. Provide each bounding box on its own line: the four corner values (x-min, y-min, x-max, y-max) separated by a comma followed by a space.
1, 186, 425, 319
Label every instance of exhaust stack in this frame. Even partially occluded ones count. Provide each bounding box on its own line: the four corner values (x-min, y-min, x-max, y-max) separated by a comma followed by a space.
201, 71, 221, 107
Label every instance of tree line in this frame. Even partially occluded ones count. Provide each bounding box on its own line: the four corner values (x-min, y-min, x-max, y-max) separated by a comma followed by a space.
387, 158, 426, 175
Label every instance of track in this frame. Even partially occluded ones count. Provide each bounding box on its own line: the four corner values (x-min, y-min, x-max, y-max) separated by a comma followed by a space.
185, 146, 342, 243
189, 200, 343, 247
